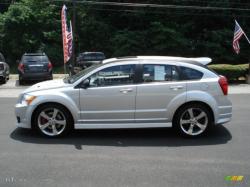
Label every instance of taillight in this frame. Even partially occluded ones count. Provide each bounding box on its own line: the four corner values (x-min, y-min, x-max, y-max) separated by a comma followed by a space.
18, 63, 24, 73
48, 62, 53, 70
218, 76, 228, 95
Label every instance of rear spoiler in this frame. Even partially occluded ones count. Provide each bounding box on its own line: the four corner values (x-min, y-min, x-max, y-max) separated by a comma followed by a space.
188, 57, 212, 65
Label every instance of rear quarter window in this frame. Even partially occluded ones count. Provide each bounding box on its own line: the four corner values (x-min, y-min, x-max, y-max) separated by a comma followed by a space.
180, 66, 203, 80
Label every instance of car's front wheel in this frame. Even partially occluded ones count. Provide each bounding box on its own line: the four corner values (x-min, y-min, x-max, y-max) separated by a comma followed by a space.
33, 104, 73, 137
174, 103, 212, 137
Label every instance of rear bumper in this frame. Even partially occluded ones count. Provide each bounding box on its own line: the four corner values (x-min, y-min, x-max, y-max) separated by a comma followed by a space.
0, 75, 7, 82
215, 105, 232, 125
20, 72, 52, 81
0, 75, 5, 80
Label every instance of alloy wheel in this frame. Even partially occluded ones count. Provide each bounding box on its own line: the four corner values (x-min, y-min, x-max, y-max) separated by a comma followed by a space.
37, 108, 67, 137
179, 107, 208, 136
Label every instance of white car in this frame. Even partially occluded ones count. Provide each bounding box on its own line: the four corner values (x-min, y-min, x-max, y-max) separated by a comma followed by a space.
15, 56, 232, 137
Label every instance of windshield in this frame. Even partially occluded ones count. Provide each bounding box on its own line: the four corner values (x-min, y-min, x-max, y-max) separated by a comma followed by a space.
64, 64, 101, 84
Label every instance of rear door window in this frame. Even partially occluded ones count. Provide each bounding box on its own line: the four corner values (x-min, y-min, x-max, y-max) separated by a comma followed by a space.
142, 64, 180, 83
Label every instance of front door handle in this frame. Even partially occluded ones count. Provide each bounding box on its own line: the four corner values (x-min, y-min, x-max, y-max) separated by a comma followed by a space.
120, 88, 133, 93
170, 85, 184, 90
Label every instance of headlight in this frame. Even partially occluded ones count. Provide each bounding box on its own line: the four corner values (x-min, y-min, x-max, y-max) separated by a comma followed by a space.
20, 94, 37, 105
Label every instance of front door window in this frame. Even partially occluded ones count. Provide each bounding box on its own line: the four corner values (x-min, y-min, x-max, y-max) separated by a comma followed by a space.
88, 64, 136, 87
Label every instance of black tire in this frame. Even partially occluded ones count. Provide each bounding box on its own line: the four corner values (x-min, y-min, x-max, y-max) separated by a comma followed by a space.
48, 75, 53, 81
19, 75, 24, 85
33, 104, 73, 138
173, 103, 213, 138
2, 78, 6, 84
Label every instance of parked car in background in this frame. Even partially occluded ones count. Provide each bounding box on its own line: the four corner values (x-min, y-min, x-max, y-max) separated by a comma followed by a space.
0, 52, 9, 84
18, 53, 53, 85
76, 52, 105, 69
15, 56, 232, 138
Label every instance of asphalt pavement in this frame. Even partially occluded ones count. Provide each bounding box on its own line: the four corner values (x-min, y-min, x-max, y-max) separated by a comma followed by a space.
0, 80, 250, 187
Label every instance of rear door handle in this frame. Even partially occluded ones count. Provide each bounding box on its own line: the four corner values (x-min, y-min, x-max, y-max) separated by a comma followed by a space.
120, 88, 133, 93
170, 85, 184, 90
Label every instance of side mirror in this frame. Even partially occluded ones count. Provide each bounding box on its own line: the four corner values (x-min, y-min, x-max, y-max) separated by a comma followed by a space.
82, 79, 90, 89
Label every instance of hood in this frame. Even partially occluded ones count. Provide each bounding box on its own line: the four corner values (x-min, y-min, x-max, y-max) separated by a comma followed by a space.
23, 79, 69, 93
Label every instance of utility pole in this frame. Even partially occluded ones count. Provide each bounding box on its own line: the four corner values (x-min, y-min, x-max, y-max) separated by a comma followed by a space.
71, 0, 76, 75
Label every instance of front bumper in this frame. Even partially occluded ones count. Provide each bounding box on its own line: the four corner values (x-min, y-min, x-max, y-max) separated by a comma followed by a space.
15, 103, 32, 129
0, 75, 6, 81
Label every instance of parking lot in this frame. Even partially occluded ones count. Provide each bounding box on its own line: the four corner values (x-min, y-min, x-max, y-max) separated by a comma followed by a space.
0, 79, 250, 187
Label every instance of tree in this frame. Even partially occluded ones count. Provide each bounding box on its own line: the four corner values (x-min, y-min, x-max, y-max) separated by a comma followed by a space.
1, 0, 250, 68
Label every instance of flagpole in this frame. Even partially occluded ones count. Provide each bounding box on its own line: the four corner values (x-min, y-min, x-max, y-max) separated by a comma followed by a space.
241, 23, 250, 84
235, 20, 250, 83
243, 33, 250, 44
235, 20, 250, 44
64, 63, 66, 77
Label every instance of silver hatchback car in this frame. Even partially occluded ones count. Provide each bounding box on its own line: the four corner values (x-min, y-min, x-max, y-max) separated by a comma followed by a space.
15, 56, 232, 137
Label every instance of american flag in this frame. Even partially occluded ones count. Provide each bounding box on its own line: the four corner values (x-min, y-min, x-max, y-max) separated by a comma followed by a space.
61, 5, 73, 64
233, 20, 245, 54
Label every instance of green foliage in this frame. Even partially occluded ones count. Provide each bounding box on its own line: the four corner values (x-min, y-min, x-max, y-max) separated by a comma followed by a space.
1, 0, 250, 69
209, 64, 249, 81
0, 0, 62, 65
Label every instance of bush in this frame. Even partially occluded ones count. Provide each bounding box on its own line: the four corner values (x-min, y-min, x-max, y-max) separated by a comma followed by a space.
208, 64, 249, 81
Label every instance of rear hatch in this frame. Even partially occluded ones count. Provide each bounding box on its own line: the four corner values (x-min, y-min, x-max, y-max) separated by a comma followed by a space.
23, 55, 49, 73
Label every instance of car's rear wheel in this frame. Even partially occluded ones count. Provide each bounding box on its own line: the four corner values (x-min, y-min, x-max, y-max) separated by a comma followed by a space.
174, 103, 212, 137
33, 104, 73, 137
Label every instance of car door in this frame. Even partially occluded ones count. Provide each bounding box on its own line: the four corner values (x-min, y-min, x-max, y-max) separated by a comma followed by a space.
135, 62, 186, 123
79, 63, 137, 124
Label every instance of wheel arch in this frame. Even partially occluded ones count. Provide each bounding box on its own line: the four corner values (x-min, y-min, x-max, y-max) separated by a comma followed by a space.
31, 102, 75, 129
173, 101, 215, 125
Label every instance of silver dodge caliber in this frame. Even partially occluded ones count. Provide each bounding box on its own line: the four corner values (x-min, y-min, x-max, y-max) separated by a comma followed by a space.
15, 56, 232, 137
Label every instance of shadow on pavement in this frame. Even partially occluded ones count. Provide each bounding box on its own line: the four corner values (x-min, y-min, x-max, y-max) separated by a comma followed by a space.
10, 125, 232, 150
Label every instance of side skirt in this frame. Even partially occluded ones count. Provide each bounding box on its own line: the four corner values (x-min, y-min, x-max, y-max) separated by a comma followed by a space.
74, 122, 172, 129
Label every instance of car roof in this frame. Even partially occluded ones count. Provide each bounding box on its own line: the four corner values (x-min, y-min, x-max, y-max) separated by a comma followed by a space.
102, 56, 212, 66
